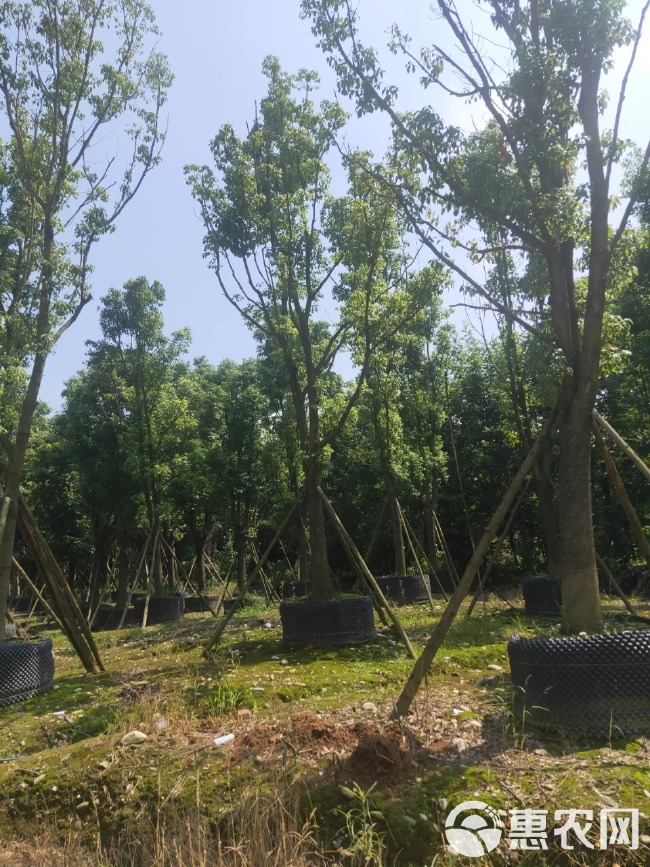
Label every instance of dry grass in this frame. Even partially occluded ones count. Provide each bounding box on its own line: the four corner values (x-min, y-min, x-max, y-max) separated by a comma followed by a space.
0, 778, 334, 867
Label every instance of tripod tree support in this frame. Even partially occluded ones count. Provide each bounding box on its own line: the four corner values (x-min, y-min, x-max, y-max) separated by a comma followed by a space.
203, 497, 302, 655
595, 552, 639, 618
318, 487, 416, 659
593, 420, 650, 573
391, 407, 558, 721
594, 410, 650, 485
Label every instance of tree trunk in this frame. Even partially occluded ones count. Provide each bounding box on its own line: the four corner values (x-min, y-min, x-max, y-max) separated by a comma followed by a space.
168, 539, 177, 593
306, 459, 333, 598
424, 467, 439, 570
558, 383, 603, 634
193, 535, 207, 593
235, 532, 247, 592
296, 507, 310, 584
151, 520, 164, 596
384, 469, 406, 575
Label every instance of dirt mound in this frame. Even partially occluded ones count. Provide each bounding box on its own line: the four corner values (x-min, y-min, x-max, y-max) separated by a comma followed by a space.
345, 722, 411, 782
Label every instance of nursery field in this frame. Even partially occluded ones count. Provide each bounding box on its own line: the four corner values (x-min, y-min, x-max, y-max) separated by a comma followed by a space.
1, 596, 650, 867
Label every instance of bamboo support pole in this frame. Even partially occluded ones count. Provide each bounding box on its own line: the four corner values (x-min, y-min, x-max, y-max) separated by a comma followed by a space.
594, 410, 650, 484
391, 407, 558, 720
593, 421, 650, 571
595, 552, 638, 617
318, 487, 416, 658
17, 494, 102, 673
466, 476, 532, 617
118, 530, 152, 629
203, 498, 302, 654
12, 558, 66, 634
363, 501, 388, 564
397, 501, 449, 601
317, 490, 389, 628
396, 501, 438, 614
162, 537, 219, 619
433, 513, 459, 588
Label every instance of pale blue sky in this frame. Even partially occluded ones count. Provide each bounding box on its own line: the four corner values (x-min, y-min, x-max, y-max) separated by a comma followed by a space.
40, 0, 650, 409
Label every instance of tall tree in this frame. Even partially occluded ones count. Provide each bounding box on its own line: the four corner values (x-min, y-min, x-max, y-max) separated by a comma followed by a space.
187, 58, 428, 598
87, 277, 191, 596
305, 0, 650, 632
0, 0, 172, 637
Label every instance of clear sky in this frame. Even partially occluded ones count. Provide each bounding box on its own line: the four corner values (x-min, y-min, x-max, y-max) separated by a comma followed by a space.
39, 0, 650, 410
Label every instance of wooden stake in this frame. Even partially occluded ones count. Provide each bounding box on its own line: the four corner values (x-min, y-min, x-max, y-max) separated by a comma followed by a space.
118, 530, 152, 629
397, 501, 449, 601
203, 498, 302, 654
391, 406, 558, 720
363, 501, 387, 563
594, 410, 650, 485
318, 487, 416, 659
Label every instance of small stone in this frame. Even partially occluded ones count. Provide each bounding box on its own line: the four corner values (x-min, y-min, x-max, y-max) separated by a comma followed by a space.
271, 655, 280, 660
640, 834, 650, 844
51, 785, 57, 792
237, 709, 252, 720
419, 813, 429, 823
33, 774, 45, 785
251, 687, 265, 693
467, 719, 482, 729
121, 730, 148, 746
98, 760, 109, 770
76, 801, 90, 811
403, 814, 417, 826
534, 748, 549, 756
53, 685, 59, 690
264, 622, 272, 629
362, 702, 378, 713
281, 659, 288, 665
74, 688, 82, 693
487, 664, 503, 672
155, 716, 168, 731
438, 798, 448, 811
452, 737, 468, 753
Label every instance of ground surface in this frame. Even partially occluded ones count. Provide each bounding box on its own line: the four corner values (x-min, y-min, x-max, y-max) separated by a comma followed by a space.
1, 593, 650, 865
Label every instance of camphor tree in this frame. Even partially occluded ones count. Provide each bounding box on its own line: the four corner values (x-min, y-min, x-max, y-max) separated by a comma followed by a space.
0, 0, 172, 638
187, 58, 435, 598
305, 0, 650, 633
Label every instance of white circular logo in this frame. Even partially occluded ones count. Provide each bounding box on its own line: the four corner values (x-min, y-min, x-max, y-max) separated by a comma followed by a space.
444, 800, 504, 857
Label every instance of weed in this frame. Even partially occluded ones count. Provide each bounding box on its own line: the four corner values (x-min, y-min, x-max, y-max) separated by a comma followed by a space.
207, 681, 254, 716
334, 782, 388, 867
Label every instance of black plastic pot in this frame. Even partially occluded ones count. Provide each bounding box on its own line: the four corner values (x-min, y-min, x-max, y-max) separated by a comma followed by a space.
280, 595, 376, 647
508, 631, 650, 735
132, 594, 184, 625
0, 637, 55, 708
5, 623, 17, 639
184, 594, 220, 613
374, 574, 431, 604
521, 575, 562, 616
91, 604, 138, 631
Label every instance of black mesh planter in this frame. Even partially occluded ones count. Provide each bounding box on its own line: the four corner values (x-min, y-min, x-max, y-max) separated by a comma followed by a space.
521, 576, 562, 616
184, 594, 220, 613
132, 594, 184, 625
222, 597, 253, 613
0, 637, 55, 708
374, 574, 431, 604
280, 595, 376, 647
5, 623, 17, 639
91, 604, 139, 631
508, 631, 650, 736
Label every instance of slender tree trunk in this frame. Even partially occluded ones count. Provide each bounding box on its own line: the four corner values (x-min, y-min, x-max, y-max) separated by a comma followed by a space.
306, 458, 332, 598
384, 470, 406, 575
424, 466, 439, 570
235, 531, 247, 592
296, 508, 309, 584
151, 518, 164, 595
168, 538, 177, 592
114, 537, 130, 610
193, 535, 207, 593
